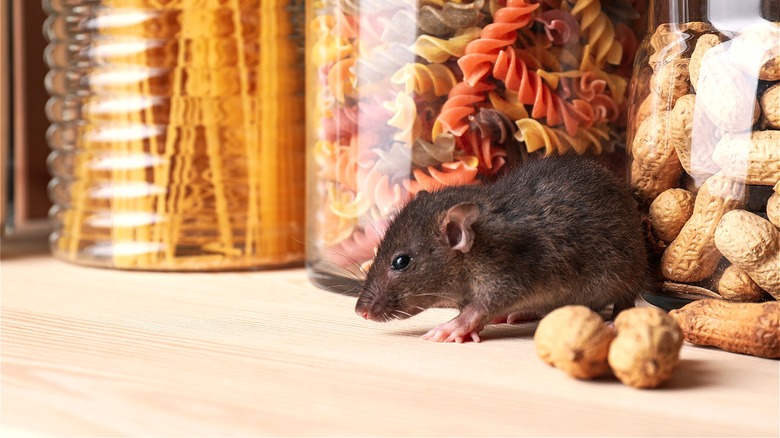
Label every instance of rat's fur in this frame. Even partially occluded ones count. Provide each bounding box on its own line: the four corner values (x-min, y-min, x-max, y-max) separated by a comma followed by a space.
356, 155, 651, 342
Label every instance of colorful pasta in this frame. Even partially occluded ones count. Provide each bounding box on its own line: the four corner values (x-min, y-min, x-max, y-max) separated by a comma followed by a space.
384, 91, 424, 144
418, 0, 486, 37
458, 0, 539, 86
535, 9, 581, 45
403, 155, 481, 194
308, 0, 643, 279
412, 27, 482, 63
390, 63, 458, 96
433, 80, 495, 137
565, 0, 623, 66
492, 47, 587, 136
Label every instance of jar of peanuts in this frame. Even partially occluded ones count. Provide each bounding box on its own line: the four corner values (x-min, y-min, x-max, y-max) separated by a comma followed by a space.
627, 0, 780, 303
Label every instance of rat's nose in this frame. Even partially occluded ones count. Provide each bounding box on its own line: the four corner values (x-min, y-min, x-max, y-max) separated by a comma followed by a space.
356, 304, 372, 320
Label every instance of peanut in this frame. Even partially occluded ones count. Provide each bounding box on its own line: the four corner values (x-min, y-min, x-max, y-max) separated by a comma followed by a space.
635, 92, 671, 126
668, 94, 721, 182
649, 188, 695, 243
631, 111, 683, 202
534, 306, 615, 379
729, 22, 780, 82
717, 265, 765, 302
712, 130, 780, 186
697, 46, 762, 132
649, 22, 712, 70
649, 25, 688, 70
670, 300, 779, 359
683, 22, 713, 33
714, 209, 780, 300
760, 56, 780, 81
661, 281, 722, 300
608, 307, 683, 389
760, 83, 780, 130
661, 173, 746, 282
651, 58, 691, 104
688, 34, 721, 91
768, 182, 779, 228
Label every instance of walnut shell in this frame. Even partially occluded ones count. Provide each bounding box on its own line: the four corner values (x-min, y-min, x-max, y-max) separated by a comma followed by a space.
534, 306, 615, 379
608, 307, 683, 389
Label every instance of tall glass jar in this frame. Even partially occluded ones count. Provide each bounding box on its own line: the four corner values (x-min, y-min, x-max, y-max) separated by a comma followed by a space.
627, 0, 779, 302
306, 0, 647, 290
44, 0, 306, 270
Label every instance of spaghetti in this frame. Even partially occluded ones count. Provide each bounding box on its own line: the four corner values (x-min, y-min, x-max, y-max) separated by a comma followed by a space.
48, 0, 305, 270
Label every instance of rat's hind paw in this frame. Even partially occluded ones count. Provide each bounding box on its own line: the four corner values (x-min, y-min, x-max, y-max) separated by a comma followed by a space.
421, 319, 483, 343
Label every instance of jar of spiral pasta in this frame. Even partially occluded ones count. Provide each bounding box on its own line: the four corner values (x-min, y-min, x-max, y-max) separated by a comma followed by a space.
305, 0, 647, 289
44, 0, 306, 270
627, 0, 780, 303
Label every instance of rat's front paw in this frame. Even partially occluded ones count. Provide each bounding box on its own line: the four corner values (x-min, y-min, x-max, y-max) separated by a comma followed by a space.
421, 320, 482, 343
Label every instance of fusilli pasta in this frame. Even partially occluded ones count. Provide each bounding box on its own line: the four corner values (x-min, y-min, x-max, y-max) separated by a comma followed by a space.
309, 0, 643, 277
458, 0, 539, 86
412, 27, 482, 63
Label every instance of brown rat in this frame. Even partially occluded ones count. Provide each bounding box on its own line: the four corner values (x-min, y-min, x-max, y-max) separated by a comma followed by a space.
355, 154, 651, 342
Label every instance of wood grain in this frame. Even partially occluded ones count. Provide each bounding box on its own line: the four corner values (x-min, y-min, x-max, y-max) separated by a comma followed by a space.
1, 254, 778, 436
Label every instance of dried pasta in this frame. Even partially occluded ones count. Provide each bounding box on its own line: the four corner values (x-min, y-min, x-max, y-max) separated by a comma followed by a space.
492, 47, 587, 136
309, 0, 642, 278
535, 9, 581, 45
390, 63, 458, 96
412, 27, 482, 63
418, 0, 487, 37
565, 0, 623, 66
384, 91, 424, 144
458, 0, 540, 86
433, 81, 495, 137
403, 155, 481, 194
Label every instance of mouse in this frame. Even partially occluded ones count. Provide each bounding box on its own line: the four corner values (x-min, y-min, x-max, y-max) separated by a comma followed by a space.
355, 154, 652, 342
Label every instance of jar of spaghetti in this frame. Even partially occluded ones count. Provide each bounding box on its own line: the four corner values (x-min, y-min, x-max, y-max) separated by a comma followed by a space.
44, 0, 306, 270
627, 0, 779, 302
306, 0, 647, 289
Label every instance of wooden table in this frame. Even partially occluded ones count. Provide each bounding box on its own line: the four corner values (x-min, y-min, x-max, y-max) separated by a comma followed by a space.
2, 245, 778, 436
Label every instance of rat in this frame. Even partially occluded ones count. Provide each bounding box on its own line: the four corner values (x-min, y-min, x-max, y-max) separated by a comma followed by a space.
355, 154, 652, 343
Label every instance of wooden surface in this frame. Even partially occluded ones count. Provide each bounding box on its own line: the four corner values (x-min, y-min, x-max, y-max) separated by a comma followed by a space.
1, 250, 779, 436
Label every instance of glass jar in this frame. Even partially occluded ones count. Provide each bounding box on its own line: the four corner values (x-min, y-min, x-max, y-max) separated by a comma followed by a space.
627, 0, 779, 302
44, 0, 306, 270
306, 0, 647, 290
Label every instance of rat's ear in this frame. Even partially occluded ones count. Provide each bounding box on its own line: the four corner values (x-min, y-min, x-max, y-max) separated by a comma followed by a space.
441, 203, 480, 253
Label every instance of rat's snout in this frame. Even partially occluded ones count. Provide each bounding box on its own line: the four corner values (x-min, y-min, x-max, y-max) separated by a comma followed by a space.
355, 297, 379, 321
355, 292, 390, 322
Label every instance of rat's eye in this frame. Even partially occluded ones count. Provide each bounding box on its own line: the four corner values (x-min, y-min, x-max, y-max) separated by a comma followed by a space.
390, 254, 411, 271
